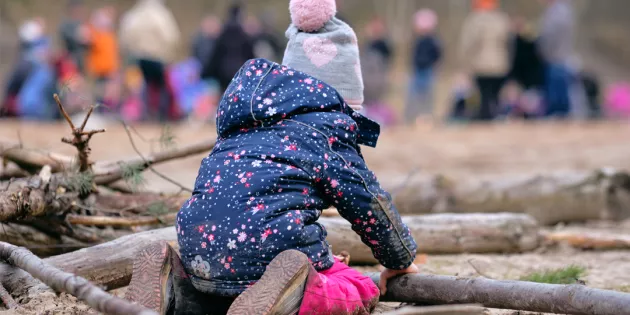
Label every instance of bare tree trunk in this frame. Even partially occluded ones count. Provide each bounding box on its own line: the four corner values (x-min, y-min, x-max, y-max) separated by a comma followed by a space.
381, 305, 485, 315
544, 230, 630, 250
2, 213, 539, 291
370, 273, 630, 315
0, 242, 156, 315
325, 213, 540, 264
44, 227, 179, 290
0, 174, 77, 223
386, 170, 630, 225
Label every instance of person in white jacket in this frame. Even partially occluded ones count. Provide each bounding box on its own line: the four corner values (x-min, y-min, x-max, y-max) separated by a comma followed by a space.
119, 0, 181, 121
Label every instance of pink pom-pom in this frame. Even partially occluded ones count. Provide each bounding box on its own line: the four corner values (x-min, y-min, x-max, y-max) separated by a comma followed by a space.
290, 0, 337, 32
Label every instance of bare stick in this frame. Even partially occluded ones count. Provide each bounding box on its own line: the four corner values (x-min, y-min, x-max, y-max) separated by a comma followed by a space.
53, 94, 75, 130
0, 242, 156, 315
67, 213, 177, 228
370, 273, 630, 315
78, 105, 95, 133
93, 139, 215, 186
0, 282, 18, 309
381, 304, 485, 315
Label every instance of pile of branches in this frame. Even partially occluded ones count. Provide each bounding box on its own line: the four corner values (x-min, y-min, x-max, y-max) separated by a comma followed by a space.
0, 95, 214, 256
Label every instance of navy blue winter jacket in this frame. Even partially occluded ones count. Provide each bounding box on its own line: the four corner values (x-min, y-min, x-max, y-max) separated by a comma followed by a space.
413, 35, 442, 70
177, 58, 418, 297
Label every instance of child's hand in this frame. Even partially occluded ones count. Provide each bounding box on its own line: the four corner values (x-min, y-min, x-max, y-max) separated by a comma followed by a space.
333, 251, 350, 265
379, 264, 420, 295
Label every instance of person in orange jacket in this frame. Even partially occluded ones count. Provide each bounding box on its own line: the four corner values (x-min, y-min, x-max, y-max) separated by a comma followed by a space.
86, 7, 120, 108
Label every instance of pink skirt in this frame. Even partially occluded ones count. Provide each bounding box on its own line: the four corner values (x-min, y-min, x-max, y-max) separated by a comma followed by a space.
299, 259, 380, 315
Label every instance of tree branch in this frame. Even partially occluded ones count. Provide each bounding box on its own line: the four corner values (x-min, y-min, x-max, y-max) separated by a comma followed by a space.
67, 213, 177, 228
0, 242, 156, 314
371, 273, 630, 315
120, 122, 192, 192
0, 282, 18, 309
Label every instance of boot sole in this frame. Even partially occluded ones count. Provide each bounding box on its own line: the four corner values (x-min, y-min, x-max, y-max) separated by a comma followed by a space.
227, 250, 310, 315
125, 241, 173, 314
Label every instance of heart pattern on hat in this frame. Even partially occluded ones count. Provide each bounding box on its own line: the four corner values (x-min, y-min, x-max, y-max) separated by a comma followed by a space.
303, 37, 338, 68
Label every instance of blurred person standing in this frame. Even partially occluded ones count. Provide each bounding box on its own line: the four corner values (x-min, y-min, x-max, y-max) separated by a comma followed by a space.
2, 20, 46, 117
191, 15, 221, 69
86, 7, 120, 108
538, 0, 575, 118
459, 0, 510, 121
509, 17, 544, 92
59, 0, 89, 75
245, 14, 283, 63
119, 0, 181, 121
16, 19, 57, 121
201, 2, 254, 93
362, 17, 396, 125
405, 9, 442, 125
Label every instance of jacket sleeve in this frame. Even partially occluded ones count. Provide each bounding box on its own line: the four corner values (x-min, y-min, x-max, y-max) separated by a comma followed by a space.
319, 140, 417, 270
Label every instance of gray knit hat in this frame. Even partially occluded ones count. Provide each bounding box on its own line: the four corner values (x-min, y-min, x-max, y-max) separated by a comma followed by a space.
282, 0, 364, 109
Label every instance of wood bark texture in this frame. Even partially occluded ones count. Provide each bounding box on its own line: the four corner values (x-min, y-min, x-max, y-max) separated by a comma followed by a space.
0, 242, 156, 315
370, 273, 630, 315
385, 170, 630, 225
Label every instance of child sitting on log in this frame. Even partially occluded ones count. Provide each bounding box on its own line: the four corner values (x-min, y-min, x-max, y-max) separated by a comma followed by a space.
125, 1, 418, 314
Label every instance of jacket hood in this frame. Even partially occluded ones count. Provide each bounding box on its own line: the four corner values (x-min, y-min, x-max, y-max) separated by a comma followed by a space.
216, 58, 380, 147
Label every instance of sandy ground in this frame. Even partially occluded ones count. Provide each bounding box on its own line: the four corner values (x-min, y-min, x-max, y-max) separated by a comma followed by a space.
1, 119, 630, 314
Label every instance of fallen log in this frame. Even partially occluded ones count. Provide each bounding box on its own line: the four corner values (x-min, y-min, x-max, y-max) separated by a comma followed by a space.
67, 213, 177, 227
8, 213, 538, 290
93, 192, 188, 215
43, 227, 179, 290
380, 305, 484, 315
0, 162, 30, 180
0, 223, 79, 257
324, 213, 540, 264
0, 140, 73, 173
544, 230, 630, 250
370, 273, 630, 315
386, 169, 630, 225
0, 173, 77, 223
0, 242, 156, 314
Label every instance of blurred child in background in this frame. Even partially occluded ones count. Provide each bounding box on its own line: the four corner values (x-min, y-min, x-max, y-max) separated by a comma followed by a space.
405, 9, 442, 125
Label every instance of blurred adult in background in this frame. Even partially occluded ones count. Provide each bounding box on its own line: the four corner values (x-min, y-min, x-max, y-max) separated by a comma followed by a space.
119, 0, 181, 121
405, 9, 442, 125
244, 13, 283, 63
1, 20, 45, 117
509, 17, 544, 92
192, 15, 221, 69
362, 17, 397, 126
87, 7, 120, 108
201, 3, 254, 93
15, 19, 58, 120
59, 0, 89, 75
538, 0, 575, 118
459, 0, 510, 121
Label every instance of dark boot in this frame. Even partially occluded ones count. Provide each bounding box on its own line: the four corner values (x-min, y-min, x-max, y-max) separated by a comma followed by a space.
125, 241, 175, 314
226, 250, 310, 315
170, 248, 235, 315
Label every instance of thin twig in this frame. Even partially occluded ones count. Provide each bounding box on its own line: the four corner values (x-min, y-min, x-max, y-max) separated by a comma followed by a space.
53, 94, 75, 130
467, 259, 495, 279
78, 105, 95, 133
121, 122, 192, 192
0, 282, 18, 309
